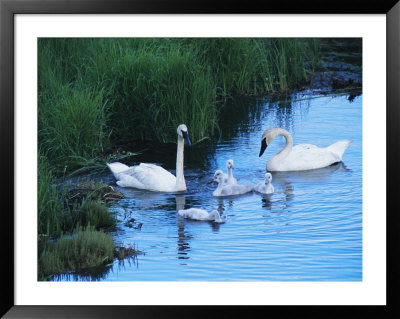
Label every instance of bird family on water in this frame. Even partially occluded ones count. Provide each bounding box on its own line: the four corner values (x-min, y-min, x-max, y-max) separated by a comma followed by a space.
107, 124, 351, 223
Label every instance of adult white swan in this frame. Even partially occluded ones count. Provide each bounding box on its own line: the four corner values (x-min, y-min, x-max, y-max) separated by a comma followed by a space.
222, 159, 237, 185
259, 128, 352, 171
107, 124, 191, 192
254, 172, 274, 194
212, 170, 253, 197
178, 208, 223, 223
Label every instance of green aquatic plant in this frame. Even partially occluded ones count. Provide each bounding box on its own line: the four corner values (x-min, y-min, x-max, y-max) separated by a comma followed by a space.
38, 227, 114, 280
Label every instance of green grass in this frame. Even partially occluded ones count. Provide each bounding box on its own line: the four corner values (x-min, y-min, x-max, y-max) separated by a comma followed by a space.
37, 159, 124, 279
79, 200, 116, 230
38, 38, 320, 176
38, 154, 64, 236
38, 227, 114, 280
38, 154, 119, 237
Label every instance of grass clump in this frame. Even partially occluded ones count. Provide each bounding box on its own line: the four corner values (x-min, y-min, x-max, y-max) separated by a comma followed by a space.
78, 200, 116, 231
38, 227, 114, 280
38, 158, 121, 237
38, 157, 123, 279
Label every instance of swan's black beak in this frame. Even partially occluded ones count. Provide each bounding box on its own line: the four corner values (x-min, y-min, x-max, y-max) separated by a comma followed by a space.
259, 138, 267, 157
182, 130, 191, 146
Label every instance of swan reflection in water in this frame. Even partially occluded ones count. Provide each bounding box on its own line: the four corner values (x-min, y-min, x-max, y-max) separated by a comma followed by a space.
271, 161, 350, 184
175, 194, 223, 264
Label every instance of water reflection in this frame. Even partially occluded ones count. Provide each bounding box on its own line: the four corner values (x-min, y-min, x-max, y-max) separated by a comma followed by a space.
271, 162, 349, 184
177, 219, 191, 263
217, 94, 312, 143
51, 264, 113, 281
261, 194, 272, 209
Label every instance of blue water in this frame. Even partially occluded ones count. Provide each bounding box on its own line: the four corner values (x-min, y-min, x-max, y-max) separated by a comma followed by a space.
56, 93, 362, 281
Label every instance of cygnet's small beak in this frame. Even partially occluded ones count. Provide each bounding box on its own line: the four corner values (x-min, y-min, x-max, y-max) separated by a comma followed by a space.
181, 130, 191, 146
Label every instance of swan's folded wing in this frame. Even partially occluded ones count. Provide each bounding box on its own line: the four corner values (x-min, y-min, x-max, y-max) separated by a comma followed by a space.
116, 174, 145, 189
125, 163, 176, 192
290, 144, 342, 170
107, 162, 130, 179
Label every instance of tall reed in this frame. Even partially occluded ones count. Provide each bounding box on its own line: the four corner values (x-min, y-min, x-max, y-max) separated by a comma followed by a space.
38, 37, 320, 173
86, 40, 218, 144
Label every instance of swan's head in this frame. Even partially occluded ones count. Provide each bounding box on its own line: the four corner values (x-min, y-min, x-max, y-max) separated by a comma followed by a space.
226, 159, 234, 169
213, 170, 225, 184
259, 128, 290, 157
265, 172, 272, 184
177, 124, 191, 146
259, 129, 274, 157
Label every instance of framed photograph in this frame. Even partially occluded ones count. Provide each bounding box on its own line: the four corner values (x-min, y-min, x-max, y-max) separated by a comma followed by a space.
1, 0, 398, 317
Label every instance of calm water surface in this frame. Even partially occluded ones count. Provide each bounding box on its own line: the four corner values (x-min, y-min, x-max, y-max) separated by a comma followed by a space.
55, 93, 362, 281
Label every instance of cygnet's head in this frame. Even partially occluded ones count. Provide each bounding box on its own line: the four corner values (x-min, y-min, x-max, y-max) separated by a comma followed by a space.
265, 172, 272, 184
177, 124, 191, 146
226, 159, 234, 169
213, 170, 224, 183
211, 210, 223, 223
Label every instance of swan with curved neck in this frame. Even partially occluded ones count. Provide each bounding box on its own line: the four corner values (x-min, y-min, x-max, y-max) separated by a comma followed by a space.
107, 124, 191, 192
259, 128, 351, 171
212, 170, 253, 197
178, 208, 223, 223
254, 172, 274, 194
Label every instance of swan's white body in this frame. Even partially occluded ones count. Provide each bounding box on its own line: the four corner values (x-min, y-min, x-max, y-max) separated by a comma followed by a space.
213, 170, 253, 197
254, 172, 274, 194
178, 208, 223, 223
259, 128, 352, 171
107, 124, 191, 192
222, 159, 237, 185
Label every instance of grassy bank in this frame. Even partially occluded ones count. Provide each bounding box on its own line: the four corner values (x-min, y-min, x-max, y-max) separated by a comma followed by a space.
38, 38, 320, 175
38, 154, 126, 280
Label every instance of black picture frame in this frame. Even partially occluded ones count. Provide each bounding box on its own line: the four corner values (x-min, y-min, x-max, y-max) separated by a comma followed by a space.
1, 0, 399, 318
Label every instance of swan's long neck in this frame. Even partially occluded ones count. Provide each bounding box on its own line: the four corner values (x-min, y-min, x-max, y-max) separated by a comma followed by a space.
175, 136, 186, 191
271, 128, 293, 161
